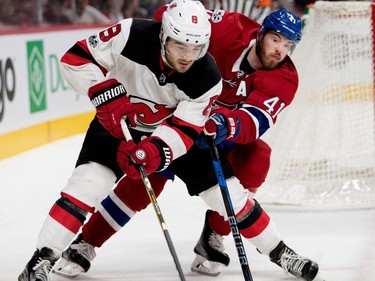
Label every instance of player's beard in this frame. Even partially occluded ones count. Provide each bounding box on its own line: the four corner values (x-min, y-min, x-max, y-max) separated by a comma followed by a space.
165, 51, 194, 73
175, 59, 193, 73
256, 41, 283, 70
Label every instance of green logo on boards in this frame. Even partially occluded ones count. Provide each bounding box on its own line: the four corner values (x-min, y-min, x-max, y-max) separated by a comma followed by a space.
27, 41, 46, 113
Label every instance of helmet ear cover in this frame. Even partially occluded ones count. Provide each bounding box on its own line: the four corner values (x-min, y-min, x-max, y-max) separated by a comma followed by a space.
160, 0, 211, 60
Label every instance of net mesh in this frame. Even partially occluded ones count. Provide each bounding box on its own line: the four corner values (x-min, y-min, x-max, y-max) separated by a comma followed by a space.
256, 1, 375, 210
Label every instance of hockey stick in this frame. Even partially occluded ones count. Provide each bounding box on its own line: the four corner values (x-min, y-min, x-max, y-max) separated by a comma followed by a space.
120, 118, 186, 281
207, 137, 254, 281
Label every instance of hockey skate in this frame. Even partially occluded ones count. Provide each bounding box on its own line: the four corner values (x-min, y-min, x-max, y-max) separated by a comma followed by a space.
53, 233, 96, 278
18, 247, 60, 281
269, 241, 323, 281
191, 210, 230, 276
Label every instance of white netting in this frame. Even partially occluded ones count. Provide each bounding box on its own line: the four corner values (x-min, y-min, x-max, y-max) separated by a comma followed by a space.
256, 1, 375, 210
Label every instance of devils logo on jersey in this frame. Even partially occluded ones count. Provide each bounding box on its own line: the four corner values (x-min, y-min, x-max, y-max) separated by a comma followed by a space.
129, 95, 175, 127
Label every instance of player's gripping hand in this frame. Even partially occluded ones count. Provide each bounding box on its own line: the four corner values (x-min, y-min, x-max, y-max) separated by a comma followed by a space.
88, 79, 136, 139
117, 137, 173, 179
195, 113, 240, 149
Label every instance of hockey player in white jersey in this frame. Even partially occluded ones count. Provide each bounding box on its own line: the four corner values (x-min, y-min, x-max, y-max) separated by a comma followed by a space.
18, 1, 222, 280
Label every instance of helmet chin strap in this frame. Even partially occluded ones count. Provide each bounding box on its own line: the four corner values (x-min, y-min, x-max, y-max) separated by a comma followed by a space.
161, 47, 174, 69
159, 31, 174, 69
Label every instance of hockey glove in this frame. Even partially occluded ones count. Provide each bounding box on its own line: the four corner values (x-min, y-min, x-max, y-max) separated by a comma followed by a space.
88, 79, 136, 139
117, 137, 173, 180
195, 113, 240, 149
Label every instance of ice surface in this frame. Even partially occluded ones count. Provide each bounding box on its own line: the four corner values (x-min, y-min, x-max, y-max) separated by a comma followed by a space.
1, 134, 374, 281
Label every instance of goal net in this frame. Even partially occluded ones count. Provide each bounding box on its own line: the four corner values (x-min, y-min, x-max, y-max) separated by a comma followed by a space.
256, 1, 375, 210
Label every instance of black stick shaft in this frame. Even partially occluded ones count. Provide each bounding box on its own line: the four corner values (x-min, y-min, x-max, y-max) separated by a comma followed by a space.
121, 118, 186, 281
208, 138, 253, 281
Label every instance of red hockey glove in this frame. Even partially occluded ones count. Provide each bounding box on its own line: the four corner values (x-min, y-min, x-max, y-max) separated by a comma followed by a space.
117, 137, 173, 180
88, 79, 136, 139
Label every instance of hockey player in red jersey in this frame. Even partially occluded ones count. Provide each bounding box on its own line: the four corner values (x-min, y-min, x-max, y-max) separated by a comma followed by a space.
54, 7, 323, 281
18, 1, 222, 280
185, 11, 321, 281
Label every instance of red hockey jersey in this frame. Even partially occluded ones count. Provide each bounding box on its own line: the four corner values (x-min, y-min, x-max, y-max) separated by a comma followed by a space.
208, 10, 298, 143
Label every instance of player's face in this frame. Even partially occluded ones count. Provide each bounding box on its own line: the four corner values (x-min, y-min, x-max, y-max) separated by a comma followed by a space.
257, 31, 293, 69
165, 38, 203, 73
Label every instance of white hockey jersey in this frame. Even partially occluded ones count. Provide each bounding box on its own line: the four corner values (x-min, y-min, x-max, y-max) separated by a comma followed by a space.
60, 18, 222, 160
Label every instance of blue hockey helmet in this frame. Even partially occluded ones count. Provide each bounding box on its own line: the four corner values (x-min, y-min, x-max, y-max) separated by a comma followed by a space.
260, 8, 302, 45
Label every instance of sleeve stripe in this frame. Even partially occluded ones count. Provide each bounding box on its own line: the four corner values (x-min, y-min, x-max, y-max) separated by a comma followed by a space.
152, 124, 193, 160
240, 106, 272, 137
60, 40, 108, 75
165, 116, 201, 141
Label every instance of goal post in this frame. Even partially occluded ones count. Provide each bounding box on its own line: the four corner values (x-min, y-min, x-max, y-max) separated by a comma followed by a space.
256, 1, 375, 210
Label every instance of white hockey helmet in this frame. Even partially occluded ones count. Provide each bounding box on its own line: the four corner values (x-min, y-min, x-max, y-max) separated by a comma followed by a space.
161, 0, 211, 60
